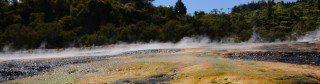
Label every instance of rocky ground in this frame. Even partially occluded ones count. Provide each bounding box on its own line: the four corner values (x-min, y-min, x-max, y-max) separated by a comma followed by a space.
0, 49, 180, 83
227, 51, 320, 65
0, 56, 114, 82
224, 42, 320, 66
1, 43, 320, 84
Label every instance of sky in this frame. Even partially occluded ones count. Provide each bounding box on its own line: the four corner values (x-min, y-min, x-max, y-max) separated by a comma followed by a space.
153, 0, 297, 14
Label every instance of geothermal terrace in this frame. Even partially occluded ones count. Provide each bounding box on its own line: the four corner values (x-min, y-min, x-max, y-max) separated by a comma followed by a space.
0, 49, 181, 82
1, 42, 320, 84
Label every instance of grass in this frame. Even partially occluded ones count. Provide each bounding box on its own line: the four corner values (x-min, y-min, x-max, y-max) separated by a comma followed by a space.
3, 48, 320, 84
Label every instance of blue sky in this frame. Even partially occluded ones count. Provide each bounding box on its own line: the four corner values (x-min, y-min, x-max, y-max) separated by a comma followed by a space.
153, 0, 297, 14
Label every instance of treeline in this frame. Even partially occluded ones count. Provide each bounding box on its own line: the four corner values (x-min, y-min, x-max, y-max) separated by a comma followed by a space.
231, 0, 320, 42
0, 0, 319, 50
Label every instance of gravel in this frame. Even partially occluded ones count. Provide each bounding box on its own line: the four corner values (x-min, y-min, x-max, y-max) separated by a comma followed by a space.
0, 49, 181, 83
228, 51, 320, 65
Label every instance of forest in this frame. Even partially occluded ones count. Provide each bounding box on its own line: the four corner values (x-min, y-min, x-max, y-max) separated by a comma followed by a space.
0, 0, 320, 50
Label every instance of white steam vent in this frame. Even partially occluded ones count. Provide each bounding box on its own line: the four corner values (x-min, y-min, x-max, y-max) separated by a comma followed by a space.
298, 28, 320, 43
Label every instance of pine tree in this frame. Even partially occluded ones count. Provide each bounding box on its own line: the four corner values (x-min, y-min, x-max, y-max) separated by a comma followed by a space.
174, 0, 187, 15
267, 0, 274, 19
318, 0, 320, 10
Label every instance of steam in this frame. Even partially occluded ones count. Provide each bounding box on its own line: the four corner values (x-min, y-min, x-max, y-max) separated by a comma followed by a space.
2, 45, 10, 52
0, 36, 279, 60
248, 26, 262, 43
38, 42, 47, 49
297, 28, 320, 43
1, 26, 319, 60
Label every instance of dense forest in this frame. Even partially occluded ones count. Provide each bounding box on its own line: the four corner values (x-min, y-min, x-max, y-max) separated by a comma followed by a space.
0, 0, 320, 50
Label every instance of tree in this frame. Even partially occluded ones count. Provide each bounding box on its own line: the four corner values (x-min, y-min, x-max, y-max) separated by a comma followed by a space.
267, 0, 274, 19
194, 11, 205, 18
318, 0, 320, 10
2, 0, 320, 50
174, 0, 187, 15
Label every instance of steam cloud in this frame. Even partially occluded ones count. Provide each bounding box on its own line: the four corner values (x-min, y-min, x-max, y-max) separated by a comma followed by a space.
0, 36, 280, 60
298, 28, 320, 43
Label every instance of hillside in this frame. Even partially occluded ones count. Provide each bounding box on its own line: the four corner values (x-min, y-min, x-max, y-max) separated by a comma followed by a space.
1, 0, 320, 50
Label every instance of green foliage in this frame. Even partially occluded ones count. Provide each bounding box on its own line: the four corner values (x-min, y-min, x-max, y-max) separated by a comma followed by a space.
174, 0, 187, 15
199, 14, 232, 40
0, 0, 320, 50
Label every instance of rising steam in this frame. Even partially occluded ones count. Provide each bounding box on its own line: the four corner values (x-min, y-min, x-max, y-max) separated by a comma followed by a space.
0, 36, 280, 60
297, 28, 320, 43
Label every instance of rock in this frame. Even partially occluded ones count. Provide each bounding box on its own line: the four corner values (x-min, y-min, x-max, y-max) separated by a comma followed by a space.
227, 51, 320, 65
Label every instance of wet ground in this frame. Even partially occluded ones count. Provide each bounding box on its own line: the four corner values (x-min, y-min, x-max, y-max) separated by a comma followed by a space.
0, 49, 180, 83
0, 56, 113, 82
